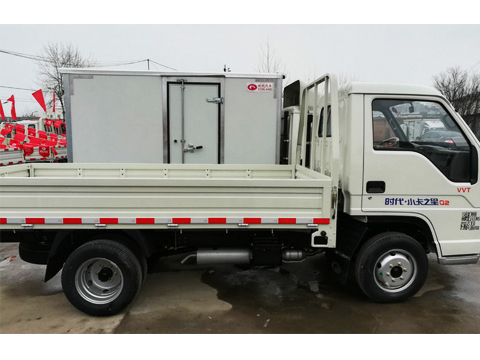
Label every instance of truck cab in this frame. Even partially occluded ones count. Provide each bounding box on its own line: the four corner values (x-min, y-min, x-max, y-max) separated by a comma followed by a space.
346, 83, 478, 259
17, 112, 66, 137
283, 77, 479, 299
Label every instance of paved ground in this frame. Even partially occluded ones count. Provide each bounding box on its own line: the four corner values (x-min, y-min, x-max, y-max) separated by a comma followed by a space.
1, 242, 480, 334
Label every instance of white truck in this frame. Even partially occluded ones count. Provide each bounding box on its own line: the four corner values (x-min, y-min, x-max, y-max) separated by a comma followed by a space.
1, 122, 25, 166
16, 114, 68, 162
0, 74, 479, 317
0, 112, 68, 164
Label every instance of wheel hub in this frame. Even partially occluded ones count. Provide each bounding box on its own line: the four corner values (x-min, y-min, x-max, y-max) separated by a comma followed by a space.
375, 250, 417, 292
75, 258, 124, 304
390, 266, 403, 278
98, 267, 114, 282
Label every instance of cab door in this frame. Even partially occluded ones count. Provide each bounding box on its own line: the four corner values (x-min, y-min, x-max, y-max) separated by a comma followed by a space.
361, 95, 480, 257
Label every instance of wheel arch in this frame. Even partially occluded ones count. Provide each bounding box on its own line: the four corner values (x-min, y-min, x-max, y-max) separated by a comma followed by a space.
44, 229, 155, 282
328, 212, 437, 284
361, 215, 437, 254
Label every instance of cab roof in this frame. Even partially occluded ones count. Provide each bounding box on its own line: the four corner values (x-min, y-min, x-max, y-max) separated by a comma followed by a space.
346, 82, 444, 97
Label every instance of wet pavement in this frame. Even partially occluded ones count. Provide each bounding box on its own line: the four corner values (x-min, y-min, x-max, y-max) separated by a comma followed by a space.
1, 242, 480, 334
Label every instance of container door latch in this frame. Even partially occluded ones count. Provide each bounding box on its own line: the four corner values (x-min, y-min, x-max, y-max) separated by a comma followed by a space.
206, 97, 223, 104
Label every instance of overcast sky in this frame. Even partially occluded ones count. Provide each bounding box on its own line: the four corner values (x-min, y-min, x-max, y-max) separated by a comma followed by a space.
1, 7, 479, 116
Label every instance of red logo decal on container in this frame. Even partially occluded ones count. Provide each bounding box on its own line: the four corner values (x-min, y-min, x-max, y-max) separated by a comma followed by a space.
39, 146, 50, 157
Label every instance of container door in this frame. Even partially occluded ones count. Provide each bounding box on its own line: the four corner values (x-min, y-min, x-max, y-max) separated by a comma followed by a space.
168, 82, 220, 164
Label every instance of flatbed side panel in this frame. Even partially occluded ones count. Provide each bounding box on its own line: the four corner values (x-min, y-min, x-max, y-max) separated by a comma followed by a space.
0, 163, 333, 181
0, 163, 298, 179
0, 180, 326, 220
0, 164, 332, 232
0, 163, 335, 249
0, 164, 30, 177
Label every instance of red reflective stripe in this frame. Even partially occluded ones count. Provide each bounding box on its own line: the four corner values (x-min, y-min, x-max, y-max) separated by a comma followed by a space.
100, 218, 118, 224
136, 218, 155, 224
26, 218, 45, 224
63, 218, 82, 224
0, 217, 332, 226
313, 218, 330, 224
278, 218, 296, 224
173, 218, 191, 224
208, 218, 226, 224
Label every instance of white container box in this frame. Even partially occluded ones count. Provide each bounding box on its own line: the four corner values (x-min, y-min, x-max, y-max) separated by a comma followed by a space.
60, 69, 283, 164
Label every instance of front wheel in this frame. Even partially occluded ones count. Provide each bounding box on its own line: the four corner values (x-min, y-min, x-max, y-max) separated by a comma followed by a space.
61, 240, 143, 316
355, 232, 428, 303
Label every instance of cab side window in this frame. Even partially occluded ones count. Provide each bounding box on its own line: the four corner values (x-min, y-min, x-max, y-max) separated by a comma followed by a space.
372, 99, 476, 183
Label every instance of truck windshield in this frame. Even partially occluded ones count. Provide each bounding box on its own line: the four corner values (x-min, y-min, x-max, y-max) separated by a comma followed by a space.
372, 99, 474, 183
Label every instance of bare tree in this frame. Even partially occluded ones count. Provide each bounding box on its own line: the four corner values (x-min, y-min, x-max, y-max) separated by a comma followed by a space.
19, 109, 38, 119
36, 43, 96, 118
337, 73, 358, 99
338, 73, 357, 87
255, 39, 285, 74
433, 66, 480, 139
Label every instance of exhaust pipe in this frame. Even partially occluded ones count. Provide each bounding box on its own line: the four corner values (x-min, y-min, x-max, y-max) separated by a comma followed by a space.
180, 248, 307, 266
180, 254, 197, 264
282, 249, 306, 262
181, 248, 252, 265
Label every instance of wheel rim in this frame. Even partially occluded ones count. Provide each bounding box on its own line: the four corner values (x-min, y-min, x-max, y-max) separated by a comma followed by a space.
75, 258, 123, 304
374, 249, 417, 293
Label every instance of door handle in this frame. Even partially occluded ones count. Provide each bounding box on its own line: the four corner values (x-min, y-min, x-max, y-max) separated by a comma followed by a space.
366, 181, 386, 193
183, 144, 203, 153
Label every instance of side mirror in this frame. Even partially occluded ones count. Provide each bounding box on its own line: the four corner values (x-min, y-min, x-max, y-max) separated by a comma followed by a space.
284, 80, 302, 107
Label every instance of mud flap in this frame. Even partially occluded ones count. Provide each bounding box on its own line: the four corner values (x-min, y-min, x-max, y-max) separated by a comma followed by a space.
326, 212, 367, 284
45, 230, 72, 282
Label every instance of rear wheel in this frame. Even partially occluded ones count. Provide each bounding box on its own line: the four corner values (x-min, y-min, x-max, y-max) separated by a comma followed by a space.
61, 240, 142, 316
355, 232, 428, 303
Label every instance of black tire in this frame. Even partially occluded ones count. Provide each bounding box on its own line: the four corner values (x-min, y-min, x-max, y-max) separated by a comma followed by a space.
61, 240, 142, 316
116, 238, 148, 285
355, 232, 428, 303
138, 254, 148, 284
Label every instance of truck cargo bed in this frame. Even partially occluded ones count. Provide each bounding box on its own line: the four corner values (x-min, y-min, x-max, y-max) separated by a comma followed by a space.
0, 163, 333, 230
